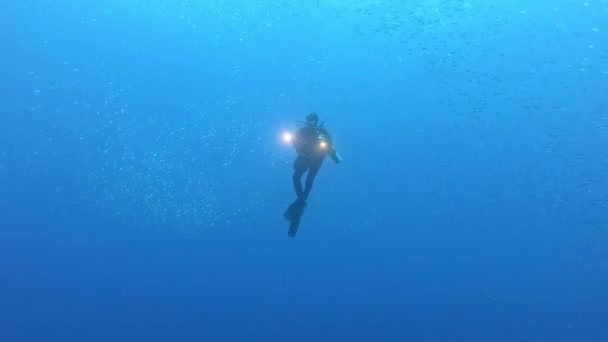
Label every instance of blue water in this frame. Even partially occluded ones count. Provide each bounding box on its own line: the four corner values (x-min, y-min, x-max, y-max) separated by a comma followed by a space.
1, 1, 607, 341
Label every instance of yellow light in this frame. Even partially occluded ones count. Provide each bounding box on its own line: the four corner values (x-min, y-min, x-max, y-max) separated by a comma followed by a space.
319, 141, 328, 149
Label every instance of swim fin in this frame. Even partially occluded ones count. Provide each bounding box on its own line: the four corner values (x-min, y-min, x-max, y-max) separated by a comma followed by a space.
284, 199, 306, 221
284, 199, 307, 237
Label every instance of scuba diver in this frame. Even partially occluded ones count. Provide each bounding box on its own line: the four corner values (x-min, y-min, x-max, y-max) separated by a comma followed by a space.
284, 113, 342, 232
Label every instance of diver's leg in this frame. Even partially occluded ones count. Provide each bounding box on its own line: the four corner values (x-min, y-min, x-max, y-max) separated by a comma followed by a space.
285, 157, 310, 220
292, 156, 308, 199
302, 159, 323, 201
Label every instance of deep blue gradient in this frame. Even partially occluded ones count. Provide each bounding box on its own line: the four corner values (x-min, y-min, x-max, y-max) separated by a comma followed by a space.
1, 1, 607, 341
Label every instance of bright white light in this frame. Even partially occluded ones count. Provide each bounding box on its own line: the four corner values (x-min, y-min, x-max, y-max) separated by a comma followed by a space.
319, 141, 328, 149
282, 132, 293, 143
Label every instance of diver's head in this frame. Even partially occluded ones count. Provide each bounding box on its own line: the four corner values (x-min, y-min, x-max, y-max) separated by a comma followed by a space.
305, 113, 319, 127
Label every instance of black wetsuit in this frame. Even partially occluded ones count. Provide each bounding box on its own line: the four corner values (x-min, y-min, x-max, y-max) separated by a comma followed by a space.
291, 125, 337, 203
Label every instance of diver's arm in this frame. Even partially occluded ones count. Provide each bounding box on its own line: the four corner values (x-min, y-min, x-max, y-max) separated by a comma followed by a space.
330, 147, 342, 164
323, 129, 341, 163
292, 127, 305, 148
321, 128, 334, 145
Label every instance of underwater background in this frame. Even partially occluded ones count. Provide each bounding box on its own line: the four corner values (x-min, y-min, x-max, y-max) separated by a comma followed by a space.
1, 1, 607, 341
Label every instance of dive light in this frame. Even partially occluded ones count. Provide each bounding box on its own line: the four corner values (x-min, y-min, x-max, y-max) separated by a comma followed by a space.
282, 132, 294, 144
